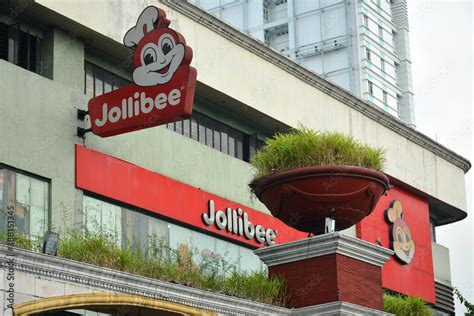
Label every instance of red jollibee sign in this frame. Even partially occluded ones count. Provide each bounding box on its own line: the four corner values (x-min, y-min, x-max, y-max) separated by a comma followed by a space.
88, 6, 197, 137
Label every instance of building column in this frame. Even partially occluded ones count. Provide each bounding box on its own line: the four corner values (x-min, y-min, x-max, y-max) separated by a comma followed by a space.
255, 232, 393, 314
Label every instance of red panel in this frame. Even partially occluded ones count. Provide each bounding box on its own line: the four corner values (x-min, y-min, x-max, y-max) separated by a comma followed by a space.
75, 145, 307, 247
357, 187, 436, 303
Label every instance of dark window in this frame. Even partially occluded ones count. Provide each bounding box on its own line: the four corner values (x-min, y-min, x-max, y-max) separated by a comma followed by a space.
0, 22, 41, 74
166, 111, 264, 162
368, 81, 374, 94
363, 14, 369, 27
380, 58, 385, 72
84, 61, 129, 97
366, 49, 371, 61
383, 90, 388, 104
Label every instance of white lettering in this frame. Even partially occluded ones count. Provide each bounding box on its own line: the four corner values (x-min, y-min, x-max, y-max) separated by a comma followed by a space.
140, 92, 154, 114
168, 89, 181, 106
155, 93, 167, 109
108, 106, 121, 123
95, 103, 108, 127
202, 200, 277, 245
93, 89, 183, 127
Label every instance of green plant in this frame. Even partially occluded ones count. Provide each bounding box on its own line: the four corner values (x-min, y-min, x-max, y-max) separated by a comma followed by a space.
39, 231, 286, 305
383, 293, 432, 316
454, 287, 474, 315
250, 127, 386, 180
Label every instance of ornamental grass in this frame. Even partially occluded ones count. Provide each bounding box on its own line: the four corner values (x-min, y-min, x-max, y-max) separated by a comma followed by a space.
383, 293, 433, 316
2, 231, 286, 306
251, 127, 386, 179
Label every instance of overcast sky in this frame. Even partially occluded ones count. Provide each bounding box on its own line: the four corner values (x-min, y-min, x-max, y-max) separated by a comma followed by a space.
408, 0, 473, 314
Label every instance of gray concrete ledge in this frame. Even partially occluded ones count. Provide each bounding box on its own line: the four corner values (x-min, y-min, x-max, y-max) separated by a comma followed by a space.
0, 245, 288, 315
254, 232, 394, 267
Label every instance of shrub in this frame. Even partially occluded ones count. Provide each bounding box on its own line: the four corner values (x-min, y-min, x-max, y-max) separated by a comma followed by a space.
251, 127, 386, 179
384, 293, 432, 316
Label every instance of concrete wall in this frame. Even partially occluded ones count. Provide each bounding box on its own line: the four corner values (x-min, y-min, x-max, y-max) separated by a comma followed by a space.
0, 0, 467, 224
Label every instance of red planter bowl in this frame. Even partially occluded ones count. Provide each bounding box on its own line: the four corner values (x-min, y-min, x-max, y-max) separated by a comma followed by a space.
250, 166, 390, 235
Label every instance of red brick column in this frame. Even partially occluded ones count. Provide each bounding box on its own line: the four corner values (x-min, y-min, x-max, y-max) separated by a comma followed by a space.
255, 232, 393, 312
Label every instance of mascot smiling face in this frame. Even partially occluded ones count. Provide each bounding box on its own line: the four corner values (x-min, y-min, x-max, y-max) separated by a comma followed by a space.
385, 200, 415, 264
123, 6, 193, 86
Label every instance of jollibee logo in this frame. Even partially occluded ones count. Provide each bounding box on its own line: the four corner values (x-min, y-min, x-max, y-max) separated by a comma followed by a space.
87, 6, 197, 138
123, 6, 192, 86
385, 200, 415, 264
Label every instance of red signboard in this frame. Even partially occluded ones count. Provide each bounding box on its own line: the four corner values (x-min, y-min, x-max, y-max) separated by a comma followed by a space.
75, 145, 307, 247
357, 187, 436, 304
75, 145, 436, 302
88, 6, 197, 137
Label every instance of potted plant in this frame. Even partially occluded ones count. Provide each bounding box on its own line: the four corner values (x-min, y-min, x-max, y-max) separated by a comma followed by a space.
249, 128, 390, 235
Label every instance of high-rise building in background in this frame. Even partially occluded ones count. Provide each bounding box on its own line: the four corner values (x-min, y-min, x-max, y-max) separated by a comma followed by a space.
191, 0, 416, 127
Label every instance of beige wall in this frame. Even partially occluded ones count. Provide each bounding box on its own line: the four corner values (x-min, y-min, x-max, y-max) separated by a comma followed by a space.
34, 0, 468, 213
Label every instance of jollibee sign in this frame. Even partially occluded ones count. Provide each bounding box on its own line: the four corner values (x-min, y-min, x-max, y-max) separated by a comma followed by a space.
202, 200, 278, 246
88, 6, 197, 137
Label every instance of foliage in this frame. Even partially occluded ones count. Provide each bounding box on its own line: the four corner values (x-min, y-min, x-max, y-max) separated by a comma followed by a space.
251, 127, 386, 180
454, 287, 474, 315
383, 293, 432, 316
4, 231, 286, 306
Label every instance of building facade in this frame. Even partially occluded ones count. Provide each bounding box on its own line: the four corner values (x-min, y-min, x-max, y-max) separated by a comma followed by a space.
191, 0, 416, 126
0, 0, 469, 315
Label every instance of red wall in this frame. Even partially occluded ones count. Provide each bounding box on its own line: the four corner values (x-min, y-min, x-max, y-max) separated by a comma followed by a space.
357, 187, 436, 303
76, 145, 436, 303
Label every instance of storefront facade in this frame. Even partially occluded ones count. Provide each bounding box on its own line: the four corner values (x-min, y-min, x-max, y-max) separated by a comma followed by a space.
0, 0, 470, 315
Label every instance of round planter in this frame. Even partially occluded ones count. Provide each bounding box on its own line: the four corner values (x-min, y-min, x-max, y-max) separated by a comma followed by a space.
249, 166, 390, 235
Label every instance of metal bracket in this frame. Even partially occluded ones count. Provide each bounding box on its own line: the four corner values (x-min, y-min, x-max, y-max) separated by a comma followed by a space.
77, 127, 92, 138
77, 109, 89, 121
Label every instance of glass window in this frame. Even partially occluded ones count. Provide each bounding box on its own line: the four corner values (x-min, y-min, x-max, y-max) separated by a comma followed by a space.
175, 120, 183, 135
84, 61, 129, 97
220, 125, 228, 154
380, 58, 385, 72
239, 246, 264, 273
215, 238, 239, 274
83, 196, 122, 246
190, 230, 216, 265
183, 119, 191, 138
0, 169, 49, 241
191, 117, 199, 141
0, 22, 41, 74
368, 81, 374, 94
84, 62, 94, 97
228, 129, 236, 157
81, 196, 265, 274
235, 132, 243, 160
366, 49, 371, 62
168, 223, 192, 250
94, 67, 104, 96
383, 91, 388, 104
